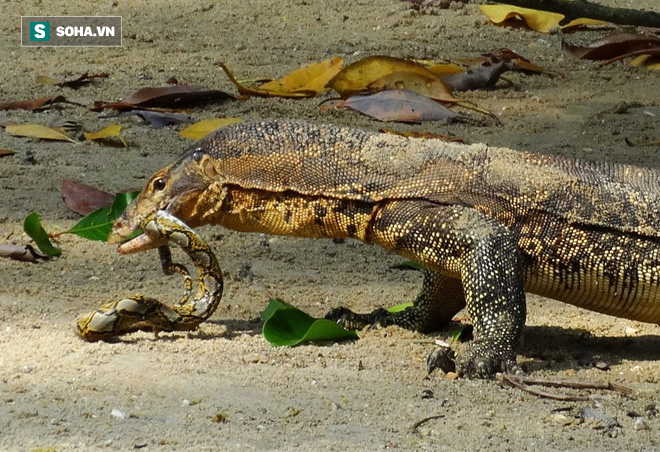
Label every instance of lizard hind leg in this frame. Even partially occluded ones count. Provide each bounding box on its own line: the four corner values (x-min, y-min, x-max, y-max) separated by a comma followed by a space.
325, 270, 466, 333
335, 200, 526, 379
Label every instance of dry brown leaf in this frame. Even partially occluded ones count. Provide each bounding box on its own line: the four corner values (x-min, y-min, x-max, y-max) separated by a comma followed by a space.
442, 61, 513, 91
0, 149, 16, 157
61, 180, 115, 215
336, 89, 463, 123
480, 5, 607, 33
0, 95, 69, 112
0, 244, 45, 263
563, 33, 660, 60
367, 72, 456, 103
327, 56, 446, 98
5, 124, 75, 142
258, 57, 344, 95
218, 62, 317, 98
91, 84, 234, 111
179, 118, 243, 140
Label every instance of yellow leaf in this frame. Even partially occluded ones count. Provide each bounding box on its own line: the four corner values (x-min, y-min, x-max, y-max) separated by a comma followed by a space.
179, 118, 243, 140
328, 55, 447, 97
367, 72, 456, 103
479, 5, 607, 33
5, 124, 75, 142
84, 124, 122, 141
219, 62, 316, 98
259, 57, 344, 94
35, 75, 58, 85
630, 54, 660, 70
413, 60, 465, 76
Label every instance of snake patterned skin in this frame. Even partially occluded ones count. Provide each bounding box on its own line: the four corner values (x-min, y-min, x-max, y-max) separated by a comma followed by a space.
75, 210, 223, 341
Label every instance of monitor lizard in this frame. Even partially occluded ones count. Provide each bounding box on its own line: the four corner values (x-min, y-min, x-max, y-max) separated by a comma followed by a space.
100, 119, 660, 378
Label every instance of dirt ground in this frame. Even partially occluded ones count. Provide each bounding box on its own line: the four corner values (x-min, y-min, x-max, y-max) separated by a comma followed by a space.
1, 0, 659, 450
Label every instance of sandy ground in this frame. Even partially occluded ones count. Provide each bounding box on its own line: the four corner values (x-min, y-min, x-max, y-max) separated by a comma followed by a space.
1, 0, 659, 450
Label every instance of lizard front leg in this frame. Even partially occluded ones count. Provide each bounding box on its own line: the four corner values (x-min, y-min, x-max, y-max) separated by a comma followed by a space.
331, 200, 526, 378
75, 211, 223, 341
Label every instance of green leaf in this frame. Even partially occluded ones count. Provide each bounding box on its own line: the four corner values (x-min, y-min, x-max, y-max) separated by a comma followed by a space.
390, 260, 426, 271
449, 324, 472, 342
387, 302, 413, 313
23, 213, 62, 257
261, 299, 358, 346
68, 191, 139, 241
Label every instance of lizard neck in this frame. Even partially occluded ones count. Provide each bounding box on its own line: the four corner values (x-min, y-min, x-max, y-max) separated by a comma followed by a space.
189, 184, 377, 240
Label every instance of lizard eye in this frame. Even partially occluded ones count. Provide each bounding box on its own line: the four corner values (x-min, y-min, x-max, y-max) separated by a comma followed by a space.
152, 178, 166, 191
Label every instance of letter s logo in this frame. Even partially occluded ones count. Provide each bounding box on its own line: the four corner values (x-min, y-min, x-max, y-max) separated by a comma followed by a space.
34, 24, 46, 39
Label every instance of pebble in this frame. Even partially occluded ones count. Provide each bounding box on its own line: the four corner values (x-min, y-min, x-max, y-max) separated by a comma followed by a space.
110, 408, 126, 420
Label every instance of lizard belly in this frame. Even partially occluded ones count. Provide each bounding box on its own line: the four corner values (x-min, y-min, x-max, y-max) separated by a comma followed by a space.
519, 218, 660, 324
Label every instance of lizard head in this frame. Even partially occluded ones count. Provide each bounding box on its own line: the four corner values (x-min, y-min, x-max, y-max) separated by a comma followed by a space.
108, 148, 220, 253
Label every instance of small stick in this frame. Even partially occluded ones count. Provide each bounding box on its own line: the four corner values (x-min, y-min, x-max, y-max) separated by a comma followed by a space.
410, 415, 445, 433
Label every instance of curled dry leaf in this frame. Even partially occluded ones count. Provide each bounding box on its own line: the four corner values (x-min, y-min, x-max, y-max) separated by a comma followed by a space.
563, 33, 660, 60
336, 89, 463, 123
0, 95, 71, 112
479, 5, 607, 33
91, 84, 234, 111
258, 57, 344, 95
179, 118, 243, 140
0, 244, 46, 263
218, 62, 317, 98
327, 55, 447, 98
367, 71, 456, 103
442, 60, 513, 91
5, 124, 75, 142
62, 180, 115, 215
36, 72, 109, 89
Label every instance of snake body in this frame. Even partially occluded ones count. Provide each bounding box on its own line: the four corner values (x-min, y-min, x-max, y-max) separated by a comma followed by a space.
76, 211, 223, 341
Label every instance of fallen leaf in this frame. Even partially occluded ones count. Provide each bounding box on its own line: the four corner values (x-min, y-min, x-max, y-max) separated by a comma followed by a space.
5, 124, 75, 142
84, 124, 123, 141
0, 149, 16, 157
67, 192, 140, 242
336, 89, 464, 123
628, 52, 660, 69
563, 33, 660, 60
91, 84, 233, 111
0, 244, 45, 263
218, 62, 317, 98
99, 110, 191, 129
327, 55, 445, 97
62, 180, 115, 215
480, 4, 608, 33
35, 75, 59, 85
179, 118, 243, 140
258, 57, 344, 95
367, 71, 456, 103
23, 213, 62, 257
442, 60, 513, 91
0, 95, 70, 111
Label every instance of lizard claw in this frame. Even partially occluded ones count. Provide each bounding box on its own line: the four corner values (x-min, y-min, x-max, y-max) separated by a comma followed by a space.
455, 340, 519, 379
325, 307, 391, 331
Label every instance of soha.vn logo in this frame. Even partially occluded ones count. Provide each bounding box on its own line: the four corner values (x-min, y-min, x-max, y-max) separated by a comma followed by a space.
30, 22, 116, 40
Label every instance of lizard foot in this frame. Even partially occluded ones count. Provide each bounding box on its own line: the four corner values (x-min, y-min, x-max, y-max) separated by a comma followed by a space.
455, 340, 521, 379
324, 307, 391, 331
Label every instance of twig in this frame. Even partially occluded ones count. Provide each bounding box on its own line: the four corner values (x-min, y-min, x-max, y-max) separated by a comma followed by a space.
410, 414, 445, 433
502, 374, 634, 401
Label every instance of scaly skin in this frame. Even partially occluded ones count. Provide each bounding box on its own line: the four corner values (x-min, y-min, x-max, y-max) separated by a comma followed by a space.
108, 120, 660, 378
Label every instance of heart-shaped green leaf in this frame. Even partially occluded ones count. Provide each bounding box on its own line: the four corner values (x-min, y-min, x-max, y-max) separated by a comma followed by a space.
261, 299, 358, 346
23, 213, 61, 257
